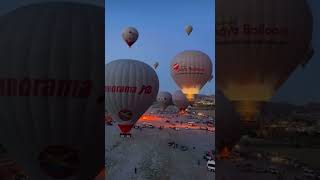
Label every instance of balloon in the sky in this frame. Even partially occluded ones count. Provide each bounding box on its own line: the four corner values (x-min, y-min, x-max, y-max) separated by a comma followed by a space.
157, 91, 173, 111
122, 27, 139, 47
0, 2, 105, 180
105, 59, 159, 135
153, 62, 159, 69
209, 75, 213, 82
185, 25, 193, 36
172, 90, 190, 112
171, 50, 213, 103
216, 0, 313, 127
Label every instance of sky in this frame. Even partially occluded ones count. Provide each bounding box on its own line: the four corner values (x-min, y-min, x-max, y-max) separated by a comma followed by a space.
272, 0, 320, 105
105, 0, 215, 95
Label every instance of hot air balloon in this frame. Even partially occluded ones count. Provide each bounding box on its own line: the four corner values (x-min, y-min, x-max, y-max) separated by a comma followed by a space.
122, 27, 139, 48
216, 0, 313, 131
157, 91, 173, 111
105, 59, 159, 137
0, 2, 105, 179
215, 90, 240, 158
185, 25, 193, 36
171, 50, 213, 103
172, 90, 190, 113
153, 62, 159, 69
209, 75, 213, 82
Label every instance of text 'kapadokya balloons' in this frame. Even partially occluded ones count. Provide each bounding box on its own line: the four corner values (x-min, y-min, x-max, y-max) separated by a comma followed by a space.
172, 90, 190, 112
0, 2, 105, 180
171, 50, 213, 103
185, 25, 193, 36
157, 91, 173, 111
216, 0, 313, 125
122, 27, 139, 48
105, 59, 159, 134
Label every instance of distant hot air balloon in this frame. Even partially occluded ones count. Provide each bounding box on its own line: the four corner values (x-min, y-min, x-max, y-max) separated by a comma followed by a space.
122, 27, 139, 47
153, 62, 159, 69
185, 25, 193, 36
171, 50, 213, 103
0, 2, 105, 180
105, 59, 159, 136
172, 90, 190, 112
209, 75, 213, 82
157, 91, 173, 111
216, 0, 313, 130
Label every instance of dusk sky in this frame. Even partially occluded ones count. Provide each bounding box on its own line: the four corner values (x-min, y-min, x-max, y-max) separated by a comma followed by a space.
1, 0, 319, 104
272, 0, 320, 105
105, 0, 215, 95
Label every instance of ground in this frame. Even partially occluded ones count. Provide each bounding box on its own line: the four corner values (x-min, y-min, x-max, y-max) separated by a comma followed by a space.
105, 108, 215, 180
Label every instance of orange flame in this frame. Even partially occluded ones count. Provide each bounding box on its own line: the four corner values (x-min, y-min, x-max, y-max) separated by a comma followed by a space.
139, 115, 161, 122
218, 146, 230, 159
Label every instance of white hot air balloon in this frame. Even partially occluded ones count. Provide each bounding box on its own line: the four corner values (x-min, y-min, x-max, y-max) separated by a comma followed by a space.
122, 27, 139, 48
172, 90, 190, 112
0, 2, 105, 180
157, 91, 173, 111
153, 62, 159, 69
171, 50, 213, 103
105, 59, 159, 136
185, 25, 193, 36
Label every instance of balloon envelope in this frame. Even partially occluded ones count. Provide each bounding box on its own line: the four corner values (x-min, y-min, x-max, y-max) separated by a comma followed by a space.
157, 91, 173, 111
105, 59, 159, 134
170, 50, 213, 103
185, 25, 193, 35
122, 27, 139, 47
216, 0, 313, 123
0, 2, 105, 179
172, 90, 190, 112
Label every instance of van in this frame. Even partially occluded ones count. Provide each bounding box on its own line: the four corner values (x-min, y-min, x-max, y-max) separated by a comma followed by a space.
207, 160, 215, 172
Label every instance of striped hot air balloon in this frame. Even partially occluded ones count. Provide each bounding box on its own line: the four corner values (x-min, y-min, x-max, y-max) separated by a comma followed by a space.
0, 2, 105, 179
216, 0, 313, 130
157, 91, 173, 111
170, 50, 213, 103
172, 90, 190, 112
122, 27, 139, 48
105, 59, 159, 136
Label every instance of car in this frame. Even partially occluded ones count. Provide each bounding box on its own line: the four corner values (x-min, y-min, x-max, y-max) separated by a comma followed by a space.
147, 124, 154, 128
207, 160, 215, 172
203, 153, 212, 161
174, 127, 180, 131
165, 120, 170, 123
168, 141, 175, 146
134, 125, 140, 129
